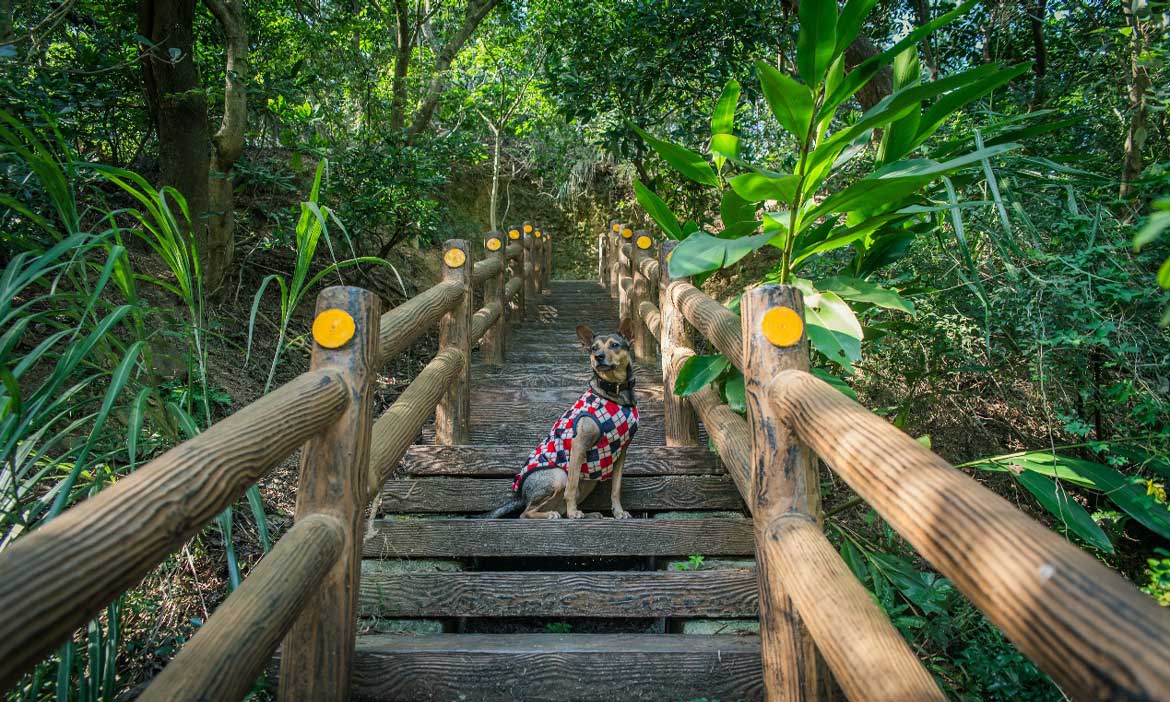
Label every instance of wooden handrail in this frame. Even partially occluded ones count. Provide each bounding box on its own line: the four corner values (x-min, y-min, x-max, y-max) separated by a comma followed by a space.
769, 367, 1170, 699
667, 279, 744, 370
471, 301, 503, 343
639, 256, 659, 284
137, 514, 345, 702
376, 279, 463, 366
471, 256, 503, 285
0, 369, 349, 690
657, 240, 700, 446
638, 300, 661, 339
504, 275, 521, 300
480, 233, 507, 366
506, 242, 522, 260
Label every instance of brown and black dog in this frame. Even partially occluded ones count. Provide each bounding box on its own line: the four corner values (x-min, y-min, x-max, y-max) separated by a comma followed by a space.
487, 319, 640, 519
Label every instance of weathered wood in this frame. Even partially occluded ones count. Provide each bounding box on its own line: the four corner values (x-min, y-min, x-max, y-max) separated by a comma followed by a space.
467, 383, 664, 406
280, 286, 379, 702
378, 475, 745, 513
638, 300, 661, 340
480, 232, 506, 365
659, 241, 699, 446
0, 369, 348, 690
530, 226, 543, 295
639, 255, 659, 284
630, 232, 655, 359
424, 419, 687, 446
608, 225, 625, 297
771, 369, 1170, 701
358, 570, 757, 618
470, 301, 503, 344
397, 444, 724, 477
506, 225, 524, 322
743, 285, 821, 702
766, 515, 943, 702
350, 634, 763, 702
669, 279, 744, 371
470, 255, 503, 286
367, 348, 463, 500
376, 280, 463, 367
504, 275, 521, 301
506, 242, 522, 260
435, 239, 472, 445
140, 514, 345, 702
364, 518, 754, 558
522, 228, 536, 314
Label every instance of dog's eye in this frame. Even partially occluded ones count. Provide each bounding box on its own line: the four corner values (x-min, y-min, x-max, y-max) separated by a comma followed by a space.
609, 342, 619, 350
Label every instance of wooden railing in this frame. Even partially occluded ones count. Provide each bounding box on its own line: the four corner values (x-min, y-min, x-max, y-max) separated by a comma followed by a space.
601, 220, 1170, 701
0, 226, 552, 701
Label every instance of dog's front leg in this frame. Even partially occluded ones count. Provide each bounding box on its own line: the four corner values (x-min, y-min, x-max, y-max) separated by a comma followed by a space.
609, 454, 632, 519
565, 419, 599, 519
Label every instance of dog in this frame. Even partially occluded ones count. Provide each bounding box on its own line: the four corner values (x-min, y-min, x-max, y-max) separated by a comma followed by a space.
487, 319, 639, 520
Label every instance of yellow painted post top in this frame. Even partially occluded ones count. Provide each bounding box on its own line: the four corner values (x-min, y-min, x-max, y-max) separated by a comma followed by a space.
486, 236, 502, 251
523, 224, 533, 233
612, 223, 621, 232
508, 229, 521, 240
621, 227, 633, 239
444, 248, 467, 269
761, 307, 803, 347
534, 230, 542, 238
636, 235, 653, 250
312, 309, 356, 349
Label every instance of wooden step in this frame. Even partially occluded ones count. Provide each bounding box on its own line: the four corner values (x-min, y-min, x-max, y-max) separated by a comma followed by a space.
358, 570, 758, 618
350, 634, 762, 702
363, 518, 754, 558
378, 475, 745, 513
471, 364, 664, 389
421, 420, 683, 445
469, 385, 664, 406
398, 445, 723, 477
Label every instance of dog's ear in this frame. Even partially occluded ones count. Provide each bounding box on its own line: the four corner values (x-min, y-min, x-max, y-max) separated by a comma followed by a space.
576, 325, 594, 349
618, 318, 635, 344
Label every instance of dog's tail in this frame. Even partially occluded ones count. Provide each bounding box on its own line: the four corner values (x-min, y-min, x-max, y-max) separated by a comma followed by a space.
484, 494, 525, 519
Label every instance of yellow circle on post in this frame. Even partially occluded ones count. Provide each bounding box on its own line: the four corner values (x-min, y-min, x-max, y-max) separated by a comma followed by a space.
636, 235, 652, 250
486, 237, 502, 251
444, 248, 467, 268
534, 230, 542, 238
508, 229, 520, 240
761, 307, 804, 347
612, 223, 621, 232
312, 309, 355, 349
621, 227, 633, 239
523, 224, 533, 233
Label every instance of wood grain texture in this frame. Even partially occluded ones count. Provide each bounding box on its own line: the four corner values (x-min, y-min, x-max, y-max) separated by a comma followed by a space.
505, 242, 522, 260
639, 255, 659, 284
366, 348, 463, 501
503, 275, 521, 302
771, 369, 1170, 701
638, 300, 661, 340
0, 369, 348, 690
435, 239, 472, 445
376, 280, 462, 367
358, 570, 758, 618
659, 241, 699, 446
765, 515, 943, 701
480, 238, 505, 365
608, 229, 622, 297
507, 225, 525, 323
279, 286, 380, 702
140, 515, 345, 702
669, 278, 744, 371
743, 285, 821, 702
397, 444, 724, 477
469, 301, 502, 344
470, 255, 503, 286
630, 234, 655, 359
378, 475, 745, 513
363, 518, 754, 558
348, 633, 763, 702
522, 231, 535, 316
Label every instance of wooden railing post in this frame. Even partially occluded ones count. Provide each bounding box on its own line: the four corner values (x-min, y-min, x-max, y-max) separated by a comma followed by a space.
659, 240, 699, 446
608, 223, 623, 298
601, 220, 617, 289
533, 227, 545, 295
507, 224, 524, 322
742, 284, 824, 702
482, 231, 506, 365
435, 239, 472, 444
538, 227, 551, 292
631, 231, 655, 360
522, 223, 535, 317
278, 286, 380, 702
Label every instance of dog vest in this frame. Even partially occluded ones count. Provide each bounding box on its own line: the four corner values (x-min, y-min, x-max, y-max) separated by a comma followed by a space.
511, 388, 639, 493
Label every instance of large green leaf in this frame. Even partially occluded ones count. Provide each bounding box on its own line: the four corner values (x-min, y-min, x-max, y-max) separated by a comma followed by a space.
723, 370, 746, 413
634, 180, 683, 239
729, 171, 800, 204
711, 79, 740, 136
911, 63, 1033, 151
720, 188, 757, 232
794, 280, 863, 370
792, 214, 905, 267
797, 0, 837, 87
811, 367, 858, 400
876, 47, 922, 165
816, 276, 915, 315
1014, 470, 1114, 554
756, 61, 814, 143
674, 354, 730, 396
668, 229, 776, 277
1069, 459, 1170, 541
834, 0, 880, 59
631, 123, 719, 187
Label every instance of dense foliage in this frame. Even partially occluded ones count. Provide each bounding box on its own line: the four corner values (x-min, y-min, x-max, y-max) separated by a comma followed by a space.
2, 0, 1170, 699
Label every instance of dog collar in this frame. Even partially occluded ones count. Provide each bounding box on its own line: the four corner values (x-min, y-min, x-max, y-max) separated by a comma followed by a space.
593, 377, 635, 396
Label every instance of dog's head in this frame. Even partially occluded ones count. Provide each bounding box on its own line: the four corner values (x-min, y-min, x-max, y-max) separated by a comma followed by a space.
577, 319, 635, 383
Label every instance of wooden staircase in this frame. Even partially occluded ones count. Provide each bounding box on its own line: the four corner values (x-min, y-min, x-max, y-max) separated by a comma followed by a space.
358, 281, 763, 701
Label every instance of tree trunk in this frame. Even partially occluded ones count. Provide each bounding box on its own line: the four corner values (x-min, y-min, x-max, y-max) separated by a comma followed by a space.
389, 0, 413, 133
1028, 0, 1048, 106
488, 122, 501, 231
138, 0, 210, 280
203, 0, 247, 292
1120, 3, 1149, 200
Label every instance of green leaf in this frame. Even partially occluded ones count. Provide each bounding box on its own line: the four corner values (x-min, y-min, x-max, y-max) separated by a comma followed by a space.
1134, 210, 1170, 251
711, 79, 741, 136
912, 63, 1033, 150
811, 367, 858, 400
634, 180, 683, 239
631, 123, 719, 187
1014, 470, 1114, 554
756, 61, 814, 142
792, 214, 905, 267
797, 0, 837, 87
720, 188, 757, 232
876, 47, 922, 165
674, 354, 730, 396
729, 171, 800, 204
816, 276, 915, 315
711, 133, 741, 162
723, 370, 746, 413
1158, 257, 1170, 289
668, 229, 775, 277
834, 0, 880, 58
1069, 460, 1170, 541
794, 280, 863, 370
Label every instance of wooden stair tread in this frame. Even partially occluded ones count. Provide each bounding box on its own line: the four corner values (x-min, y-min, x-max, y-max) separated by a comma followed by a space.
350, 634, 763, 702
378, 475, 745, 513
398, 445, 724, 477
364, 518, 754, 558
358, 570, 758, 618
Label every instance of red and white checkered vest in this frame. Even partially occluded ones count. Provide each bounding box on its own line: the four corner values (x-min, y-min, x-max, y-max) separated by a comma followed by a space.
511, 388, 639, 493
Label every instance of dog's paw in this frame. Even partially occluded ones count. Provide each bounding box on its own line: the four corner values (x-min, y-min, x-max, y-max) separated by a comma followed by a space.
612, 508, 633, 520
546, 512, 561, 520
566, 509, 585, 519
